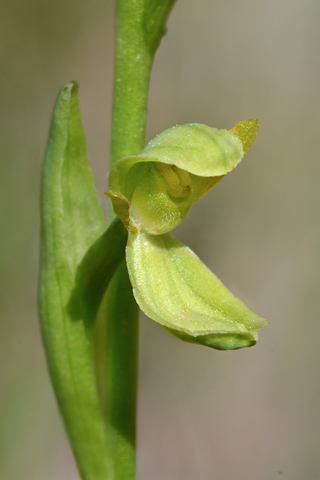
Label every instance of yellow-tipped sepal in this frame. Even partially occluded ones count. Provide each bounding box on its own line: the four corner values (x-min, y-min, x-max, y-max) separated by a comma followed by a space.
108, 122, 260, 235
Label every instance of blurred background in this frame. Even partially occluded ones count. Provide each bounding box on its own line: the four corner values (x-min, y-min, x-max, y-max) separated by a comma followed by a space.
1, 0, 320, 479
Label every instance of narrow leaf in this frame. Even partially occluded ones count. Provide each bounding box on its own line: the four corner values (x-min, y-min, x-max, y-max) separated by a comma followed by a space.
126, 231, 268, 350
39, 82, 113, 480
70, 217, 128, 322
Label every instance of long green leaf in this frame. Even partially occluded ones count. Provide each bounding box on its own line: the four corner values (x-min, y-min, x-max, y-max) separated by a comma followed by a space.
39, 82, 115, 480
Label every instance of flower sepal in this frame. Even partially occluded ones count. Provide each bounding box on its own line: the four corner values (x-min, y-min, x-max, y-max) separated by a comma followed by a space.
107, 121, 259, 235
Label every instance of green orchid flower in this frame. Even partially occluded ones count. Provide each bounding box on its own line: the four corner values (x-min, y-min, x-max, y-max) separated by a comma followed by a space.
106, 120, 268, 350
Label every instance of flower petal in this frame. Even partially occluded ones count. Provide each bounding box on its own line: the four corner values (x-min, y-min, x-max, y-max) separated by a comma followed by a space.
126, 231, 268, 350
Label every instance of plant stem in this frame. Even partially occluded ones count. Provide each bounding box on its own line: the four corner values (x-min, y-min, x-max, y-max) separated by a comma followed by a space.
110, 0, 154, 173
104, 261, 139, 479
106, 0, 153, 478
106, 0, 176, 477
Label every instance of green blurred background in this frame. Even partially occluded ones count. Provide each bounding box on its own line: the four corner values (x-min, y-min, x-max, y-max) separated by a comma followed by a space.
1, 0, 320, 479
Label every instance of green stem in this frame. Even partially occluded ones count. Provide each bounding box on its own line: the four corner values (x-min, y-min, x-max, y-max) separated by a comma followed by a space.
106, 1, 149, 477
110, 0, 176, 175
110, 0, 153, 174
105, 261, 139, 479
106, 1, 176, 478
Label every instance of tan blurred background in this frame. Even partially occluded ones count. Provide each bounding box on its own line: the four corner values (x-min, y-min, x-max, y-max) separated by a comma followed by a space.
1, 0, 320, 479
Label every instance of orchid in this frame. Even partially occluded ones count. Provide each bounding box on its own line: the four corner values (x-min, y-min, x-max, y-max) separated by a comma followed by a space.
38, 0, 268, 477
107, 120, 267, 350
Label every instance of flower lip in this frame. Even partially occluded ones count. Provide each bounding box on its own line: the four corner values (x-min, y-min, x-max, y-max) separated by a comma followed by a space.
125, 229, 268, 351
